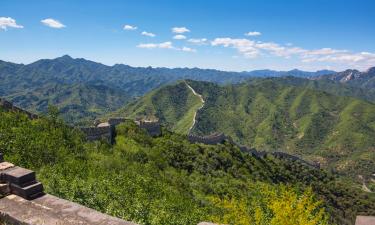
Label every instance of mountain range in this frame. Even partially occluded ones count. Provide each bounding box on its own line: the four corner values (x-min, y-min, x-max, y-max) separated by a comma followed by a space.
1, 55, 375, 224
0, 55, 343, 122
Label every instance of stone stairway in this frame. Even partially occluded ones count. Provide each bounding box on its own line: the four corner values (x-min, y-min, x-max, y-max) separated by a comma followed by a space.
0, 153, 44, 200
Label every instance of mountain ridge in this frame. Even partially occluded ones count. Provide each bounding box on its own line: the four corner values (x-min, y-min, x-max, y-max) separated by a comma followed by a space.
119, 79, 375, 180
1, 55, 374, 124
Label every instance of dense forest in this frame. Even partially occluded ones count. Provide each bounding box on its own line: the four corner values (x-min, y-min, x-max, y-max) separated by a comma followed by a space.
121, 80, 375, 182
1, 107, 374, 225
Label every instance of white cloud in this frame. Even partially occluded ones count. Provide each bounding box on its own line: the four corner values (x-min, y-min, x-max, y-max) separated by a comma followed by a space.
211, 37, 375, 69
255, 42, 306, 57
245, 31, 261, 36
137, 41, 173, 49
136, 42, 196, 53
302, 52, 375, 64
211, 38, 259, 58
0, 17, 23, 30
173, 34, 186, 40
188, 38, 207, 45
172, 27, 190, 33
41, 18, 65, 29
141, 31, 156, 37
302, 48, 347, 56
181, 47, 196, 52
123, 24, 137, 30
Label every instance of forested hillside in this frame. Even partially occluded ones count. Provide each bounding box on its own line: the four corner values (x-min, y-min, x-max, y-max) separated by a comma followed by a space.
1, 106, 374, 225
246, 76, 375, 103
6, 83, 129, 124
120, 80, 375, 180
115, 81, 203, 134
0, 56, 337, 123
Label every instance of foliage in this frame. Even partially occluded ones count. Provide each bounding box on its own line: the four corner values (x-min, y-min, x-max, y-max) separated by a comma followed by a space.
209, 186, 329, 225
121, 79, 375, 179
6, 83, 130, 125
0, 107, 85, 169
0, 55, 357, 123
117, 81, 203, 134
1, 109, 375, 224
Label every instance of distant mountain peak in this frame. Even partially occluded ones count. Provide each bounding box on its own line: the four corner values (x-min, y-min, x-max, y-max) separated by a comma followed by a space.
366, 67, 375, 74
59, 55, 73, 60
289, 69, 302, 72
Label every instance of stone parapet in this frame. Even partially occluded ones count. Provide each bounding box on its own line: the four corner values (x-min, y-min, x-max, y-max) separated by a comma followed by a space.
0, 98, 38, 119
188, 132, 228, 145
0, 194, 137, 225
135, 120, 162, 137
0, 158, 137, 225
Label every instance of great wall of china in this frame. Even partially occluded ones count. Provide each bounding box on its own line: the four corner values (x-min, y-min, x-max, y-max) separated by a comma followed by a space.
183, 84, 321, 169
0, 98, 38, 119
79, 118, 162, 143
0, 98, 373, 224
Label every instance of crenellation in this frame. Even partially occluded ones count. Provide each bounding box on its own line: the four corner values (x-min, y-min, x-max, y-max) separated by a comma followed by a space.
80, 118, 162, 143
108, 117, 127, 126
135, 120, 162, 137
188, 132, 228, 145
271, 151, 320, 168
0, 160, 44, 200
0, 98, 38, 120
187, 132, 319, 169
80, 126, 114, 143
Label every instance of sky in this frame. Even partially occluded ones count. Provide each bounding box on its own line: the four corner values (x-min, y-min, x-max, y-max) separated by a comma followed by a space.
1, 0, 375, 72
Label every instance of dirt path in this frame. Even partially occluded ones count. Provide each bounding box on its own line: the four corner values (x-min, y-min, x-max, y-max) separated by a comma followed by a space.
185, 82, 205, 134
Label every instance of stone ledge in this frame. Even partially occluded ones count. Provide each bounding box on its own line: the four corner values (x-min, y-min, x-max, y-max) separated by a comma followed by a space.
355, 216, 375, 225
0, 162, 14, 171
0, 194, 137, 225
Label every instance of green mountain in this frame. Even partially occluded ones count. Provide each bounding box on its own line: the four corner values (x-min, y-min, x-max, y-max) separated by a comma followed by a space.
0, 56, 339, 123
119, 80, 375, 179
116, 81, 204, 134
1, 106, 374, 225
5, 83, 129, 124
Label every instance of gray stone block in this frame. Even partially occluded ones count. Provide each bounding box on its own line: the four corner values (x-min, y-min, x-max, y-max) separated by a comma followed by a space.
10, 182, 44, 200
0, 183, 10, 194
3, 166, 36, 186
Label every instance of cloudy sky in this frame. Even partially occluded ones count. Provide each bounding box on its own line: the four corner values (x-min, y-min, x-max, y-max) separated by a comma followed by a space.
1, 0, 374, 71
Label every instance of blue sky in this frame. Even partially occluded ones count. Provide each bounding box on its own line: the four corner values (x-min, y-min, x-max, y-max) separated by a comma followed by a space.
1, 0, 374, 71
